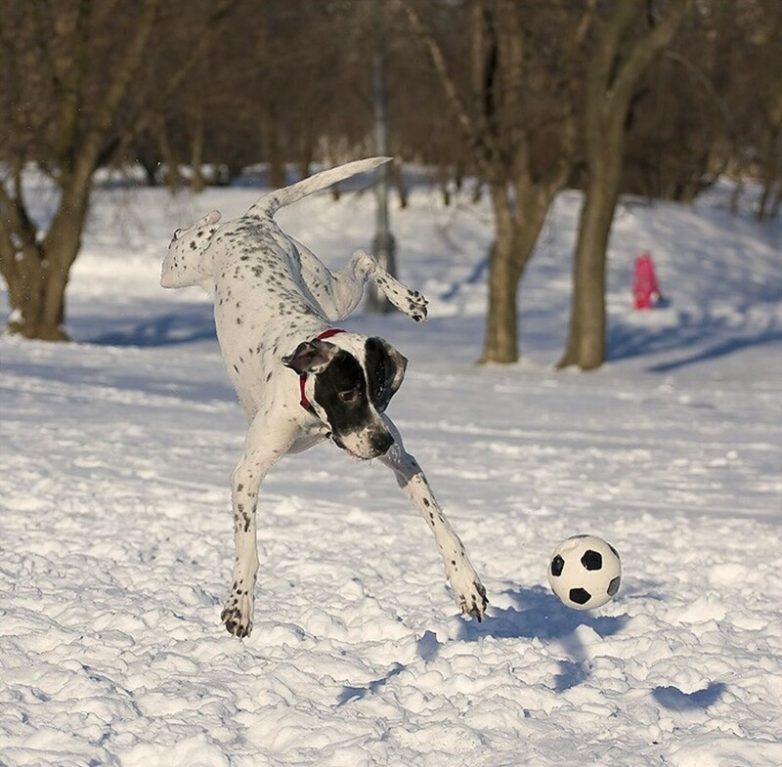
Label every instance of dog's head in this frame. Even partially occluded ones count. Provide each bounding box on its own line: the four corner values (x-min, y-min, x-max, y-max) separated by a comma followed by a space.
283, 333, 407, 460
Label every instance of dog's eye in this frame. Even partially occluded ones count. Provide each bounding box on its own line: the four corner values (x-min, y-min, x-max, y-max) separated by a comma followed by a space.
173, 228, 182, 240
338, 388, 359, 404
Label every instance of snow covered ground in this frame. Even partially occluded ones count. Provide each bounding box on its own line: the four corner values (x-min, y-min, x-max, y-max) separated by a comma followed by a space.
1, 172, 781, 766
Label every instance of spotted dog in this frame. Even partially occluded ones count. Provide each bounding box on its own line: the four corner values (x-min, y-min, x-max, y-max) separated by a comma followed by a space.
161, 157, 487, 637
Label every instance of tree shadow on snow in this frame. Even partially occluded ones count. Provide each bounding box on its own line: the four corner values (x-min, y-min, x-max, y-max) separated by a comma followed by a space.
607, 308, 782, 371
85, 305, 217, 347
454, 585, 630, 692
646, 331, 782, 373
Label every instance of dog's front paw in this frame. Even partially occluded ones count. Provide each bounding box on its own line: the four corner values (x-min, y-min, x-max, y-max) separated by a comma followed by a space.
221, 590, 254, 638
448, 566, 488, 622
459, 579, 488, 621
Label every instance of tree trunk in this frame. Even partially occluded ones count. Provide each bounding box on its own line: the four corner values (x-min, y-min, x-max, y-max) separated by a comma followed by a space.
3, 191, 94, 344
5, 244, 50, 339
158, 119, 182, 194
729, 177, 744, 214
262, 104, 285, 189
770, 181, 782, 219
392, 161, 408, 209
5, 188, 89, 340
438, 164, 451, 207
298, 133, 313, 181
558, 162, 619, 370
483, 241, 520, 363
480, 182, 551, 363
190, 104, 207, 193
756, 125, 781, 220
136, 150, 160, 186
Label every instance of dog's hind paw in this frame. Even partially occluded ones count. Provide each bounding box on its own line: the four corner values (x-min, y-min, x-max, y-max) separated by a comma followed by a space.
221, 593, 254, 638
406, 289, 429, 323
374, 274, 429, 322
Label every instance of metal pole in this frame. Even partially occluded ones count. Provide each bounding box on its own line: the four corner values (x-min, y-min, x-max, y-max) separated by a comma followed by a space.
367, 0, 397, 313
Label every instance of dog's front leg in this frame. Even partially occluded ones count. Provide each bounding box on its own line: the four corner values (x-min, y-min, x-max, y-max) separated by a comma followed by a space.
221, 414, 297, 638
378, 418, 488, 621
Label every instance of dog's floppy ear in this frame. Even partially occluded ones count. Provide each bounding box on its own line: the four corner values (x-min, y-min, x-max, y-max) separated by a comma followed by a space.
365, 337, 407, 411
282, 340, 338, 375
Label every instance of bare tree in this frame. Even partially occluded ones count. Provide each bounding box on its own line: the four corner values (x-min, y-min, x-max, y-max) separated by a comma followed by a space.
0, 0, 234, 339
397, 0, 592, 363
558, 0, 692, 371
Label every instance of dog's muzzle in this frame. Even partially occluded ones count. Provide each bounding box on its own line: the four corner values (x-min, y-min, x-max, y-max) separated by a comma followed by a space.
332, 430, 393, 459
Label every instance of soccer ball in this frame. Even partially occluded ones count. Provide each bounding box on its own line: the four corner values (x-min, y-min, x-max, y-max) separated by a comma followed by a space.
547, 535, 621, 610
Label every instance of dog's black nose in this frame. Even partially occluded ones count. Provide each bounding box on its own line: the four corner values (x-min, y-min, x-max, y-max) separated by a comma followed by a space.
371, 431, 394, 456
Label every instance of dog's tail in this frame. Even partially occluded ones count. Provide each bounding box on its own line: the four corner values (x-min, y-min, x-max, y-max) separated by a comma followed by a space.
248, 157, 392, 217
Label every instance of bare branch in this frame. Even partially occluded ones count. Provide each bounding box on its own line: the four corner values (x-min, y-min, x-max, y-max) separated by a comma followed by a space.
77, 0, 161, 174
54, 0, 93, 171
608, 0, 693, 115
105, 0, 238, 166
394, 0, 494, 173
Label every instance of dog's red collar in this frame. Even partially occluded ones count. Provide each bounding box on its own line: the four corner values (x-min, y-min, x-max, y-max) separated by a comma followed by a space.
299, 328, 345, 413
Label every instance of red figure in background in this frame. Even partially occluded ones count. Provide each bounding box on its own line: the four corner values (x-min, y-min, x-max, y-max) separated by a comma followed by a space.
633, 251, 663, 309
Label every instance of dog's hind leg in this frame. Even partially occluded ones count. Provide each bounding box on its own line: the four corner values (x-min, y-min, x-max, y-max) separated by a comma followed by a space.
378, 417, 488, 621
221, 413, 298, 638
295, 245, 428, 322
332, 250, 429, 322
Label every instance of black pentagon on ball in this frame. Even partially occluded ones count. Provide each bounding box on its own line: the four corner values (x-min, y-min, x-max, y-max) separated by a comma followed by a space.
569, 587, 591, 605
581, 549, 603, 570
607, 575, 621, 596
550, 554, 565, 577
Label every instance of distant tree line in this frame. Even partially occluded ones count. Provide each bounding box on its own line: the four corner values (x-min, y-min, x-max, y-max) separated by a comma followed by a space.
1, 0, 779, 368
